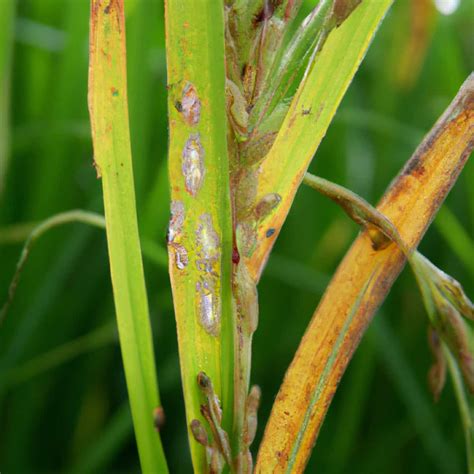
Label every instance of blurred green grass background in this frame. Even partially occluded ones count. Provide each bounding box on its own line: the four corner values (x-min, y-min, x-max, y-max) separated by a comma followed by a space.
0, 0, 472, 472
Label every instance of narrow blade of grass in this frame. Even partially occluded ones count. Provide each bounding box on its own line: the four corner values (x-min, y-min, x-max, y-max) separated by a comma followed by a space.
0, 213, 169, 271
0, 227, 94, 385
0, 0, 15, 200
0, 210, 105, 325
444, 344, 474, 473
125, 0, 162, 199
88, 1, 167, 471
68, 402, 133, 474
3, 322, 116, 389
434, 205, 474, 278
164, 1, 233, 470
256, 75, 474, 473
29, 0, 90, 217
373, 317, 462, 474
247, 0, 394, 281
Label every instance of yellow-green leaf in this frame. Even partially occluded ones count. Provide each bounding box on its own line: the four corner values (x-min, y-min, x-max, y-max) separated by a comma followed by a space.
247, 0, 394, 281
88, 1, 167, 471
164, 1, 234, 471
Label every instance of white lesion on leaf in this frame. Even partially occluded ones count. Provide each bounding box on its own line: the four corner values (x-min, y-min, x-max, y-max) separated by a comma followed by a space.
194, 213, 222, 336
182, 133, 205, 197
195, 213, 221, 274
177, 82, 201, 126
196, 278, 221, 337
167, 200, 188, 270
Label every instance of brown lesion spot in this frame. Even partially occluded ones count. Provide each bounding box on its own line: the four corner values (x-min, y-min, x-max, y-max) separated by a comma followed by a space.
103, 0, 115, 14
153, 406, 166, 432
402, 155, 426, 178
92, 159, 102, 179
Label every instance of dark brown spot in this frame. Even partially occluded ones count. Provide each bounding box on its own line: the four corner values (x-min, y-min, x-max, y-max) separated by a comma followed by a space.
252, 0, 282, 26
333, 0, 362, 27
266, 228, 276, 238
402, 156, 422, 176
153, 406, 165, 431
253, 7, 270, 26
232, 245, 240, 265
197, 371, 210, 389
368, 228, 392, 251
104, 0, 113, 14
190, 419, 208, 446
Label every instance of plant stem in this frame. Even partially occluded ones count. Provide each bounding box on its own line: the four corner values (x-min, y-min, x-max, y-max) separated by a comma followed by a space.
302, 172, 409, 254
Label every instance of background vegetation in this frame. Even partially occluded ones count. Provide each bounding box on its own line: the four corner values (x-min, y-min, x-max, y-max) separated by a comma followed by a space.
0, 0, 472, 472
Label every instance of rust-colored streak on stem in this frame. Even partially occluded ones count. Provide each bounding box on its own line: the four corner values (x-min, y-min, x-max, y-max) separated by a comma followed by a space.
255, 75, 474, 473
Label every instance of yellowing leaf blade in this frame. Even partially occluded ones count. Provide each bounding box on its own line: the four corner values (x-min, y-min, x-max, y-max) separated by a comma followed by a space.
88, 1, 167, 471
248, 0, 394, 281
256, 74, 474, 473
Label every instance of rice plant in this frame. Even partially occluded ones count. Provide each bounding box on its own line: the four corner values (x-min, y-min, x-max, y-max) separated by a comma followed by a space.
1, 1, 472, 473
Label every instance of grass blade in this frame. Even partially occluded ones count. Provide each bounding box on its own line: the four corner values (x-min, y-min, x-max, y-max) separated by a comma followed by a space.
3, 322, 116, 389
444, 345, 474, 473
434, 205, 474, 278
164, 1, 233, 470
255, 74, 474, 473
0, 210, 105, 325
0, 228, 94, 385
0, 0, 15, 200
88, 1, 167, 471
68, 402, 133, 474
373, 318, 462, 474
28, 0, 90, 217
247, 0, 393, 281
